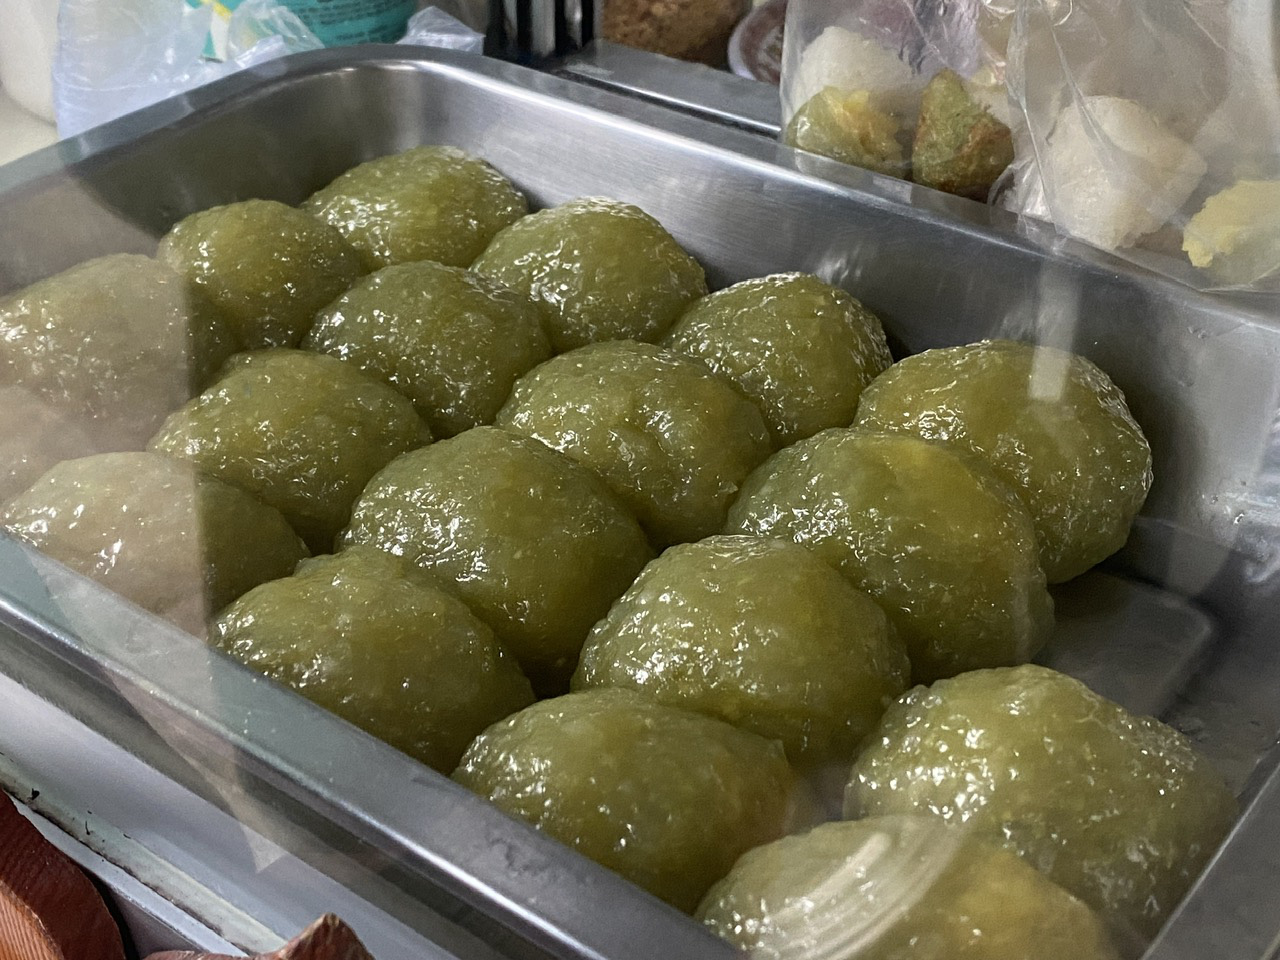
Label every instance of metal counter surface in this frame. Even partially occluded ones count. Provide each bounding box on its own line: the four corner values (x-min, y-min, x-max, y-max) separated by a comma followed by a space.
0, 45, 1278, 960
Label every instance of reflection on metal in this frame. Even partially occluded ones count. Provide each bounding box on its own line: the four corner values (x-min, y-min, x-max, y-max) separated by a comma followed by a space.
560, 41, 783, 135
0, 46, 1277, 960
1037, 572, 1216, 721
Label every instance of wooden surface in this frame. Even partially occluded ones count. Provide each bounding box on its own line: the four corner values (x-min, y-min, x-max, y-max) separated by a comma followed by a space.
0, 794, 125, 960
146, 915, 375, 960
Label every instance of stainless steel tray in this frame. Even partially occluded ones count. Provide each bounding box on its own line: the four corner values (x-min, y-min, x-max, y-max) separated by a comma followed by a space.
1, 46, 1278, 960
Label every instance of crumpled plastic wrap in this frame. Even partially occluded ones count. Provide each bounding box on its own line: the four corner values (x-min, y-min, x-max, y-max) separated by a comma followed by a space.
781, 0, 1280, 293
53, 1, 484, 138
399, 3, 485, 52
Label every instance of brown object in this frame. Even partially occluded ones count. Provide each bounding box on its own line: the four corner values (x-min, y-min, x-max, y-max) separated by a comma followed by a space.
911, 68, 1014, 201
728, 0, 784, 83
146, 915, 374, 960
0, 793, 126, 960
604, 0, 749, 66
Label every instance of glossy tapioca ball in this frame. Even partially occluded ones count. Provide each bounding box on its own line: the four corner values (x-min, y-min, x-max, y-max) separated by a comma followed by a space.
150, 349, 430, 552
1, 451, 307, 634
854, 339, 1152, 582
573, 534, 909, 767
304, 145, 527, 270
211, 547, 534, 772
726, 428, 1053, 682
472, 197, 707, 352
453, 688, 796, 912
844, 664, 1238, 939
497, 340, 771, 547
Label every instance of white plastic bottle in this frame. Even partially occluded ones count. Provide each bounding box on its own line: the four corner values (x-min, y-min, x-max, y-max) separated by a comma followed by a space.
0, 0, 59, 121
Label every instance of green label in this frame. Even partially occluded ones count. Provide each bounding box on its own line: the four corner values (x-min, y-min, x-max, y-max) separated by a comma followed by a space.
285, 0, 416, 45
186, 0, 241, 60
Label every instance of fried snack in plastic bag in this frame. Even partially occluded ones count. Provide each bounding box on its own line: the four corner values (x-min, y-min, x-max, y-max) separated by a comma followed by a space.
1003, 0, 1280, 291
779, 0, 1013, 187
781, 0, 1280, 292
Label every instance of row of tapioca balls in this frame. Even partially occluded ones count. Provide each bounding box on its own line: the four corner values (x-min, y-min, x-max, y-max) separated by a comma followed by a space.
0, 144, 1231, 958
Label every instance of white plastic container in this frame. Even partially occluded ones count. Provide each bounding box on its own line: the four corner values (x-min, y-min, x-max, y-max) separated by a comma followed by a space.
0, 0, 59, 122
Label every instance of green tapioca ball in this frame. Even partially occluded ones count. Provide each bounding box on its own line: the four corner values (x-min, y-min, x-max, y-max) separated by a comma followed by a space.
452, 688, 796, 912
854, 339, 1152, 582
303, 146, 528, 270
150, 349, 430, 552
211, 547, 533, 772
342, 426, 652, 691
472, 197, 708, 352
663, 272, 892, 447
1, 452, 307, 635
573, 535, 909, 766
157, 199, 365, 350
697, 816, 1121, 960
725, 429, 1053, 683
0, 254, 236, 446
304, 260, 551, 439
496, 341, 772, 547
844, 665, 1238, 940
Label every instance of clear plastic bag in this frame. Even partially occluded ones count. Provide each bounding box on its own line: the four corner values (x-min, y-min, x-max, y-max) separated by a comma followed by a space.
54, 0, 324, 137
398, 4, 485, 53
779, 0, 1014, 192
780, 0, 1280, 293
1005, 0, 1280, 293
53, 0, 484, 140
